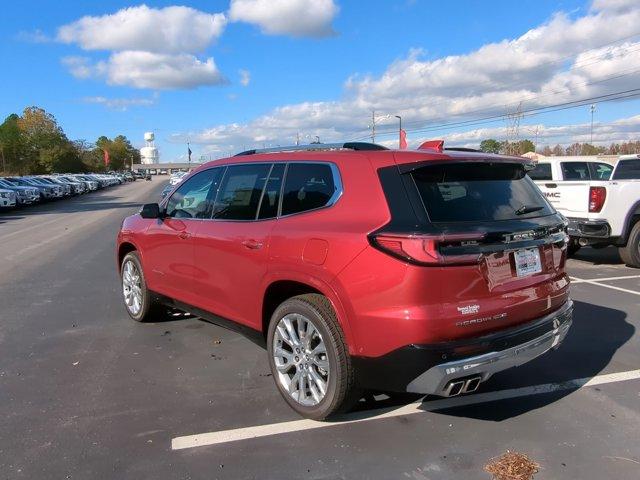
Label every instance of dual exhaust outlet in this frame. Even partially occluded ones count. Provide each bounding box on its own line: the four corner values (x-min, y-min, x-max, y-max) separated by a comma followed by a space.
443, 375, 482, 397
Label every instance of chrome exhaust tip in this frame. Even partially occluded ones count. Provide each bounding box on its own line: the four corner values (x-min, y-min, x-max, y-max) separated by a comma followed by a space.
444, 380, 465, 397
462, 376, 482, 394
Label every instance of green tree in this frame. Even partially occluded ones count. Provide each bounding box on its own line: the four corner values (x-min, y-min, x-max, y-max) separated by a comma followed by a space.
0, 114, 25, 174
479, 139, 501, 153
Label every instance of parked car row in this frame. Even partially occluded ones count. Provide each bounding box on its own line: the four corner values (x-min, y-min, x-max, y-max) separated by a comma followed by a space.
0, 172, 134, 209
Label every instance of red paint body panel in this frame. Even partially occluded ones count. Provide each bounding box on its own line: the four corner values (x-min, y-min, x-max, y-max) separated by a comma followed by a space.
117, 148, 570, 360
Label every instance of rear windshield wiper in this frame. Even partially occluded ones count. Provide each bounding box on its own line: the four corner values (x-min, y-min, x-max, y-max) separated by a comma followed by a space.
515, 204, 545, 215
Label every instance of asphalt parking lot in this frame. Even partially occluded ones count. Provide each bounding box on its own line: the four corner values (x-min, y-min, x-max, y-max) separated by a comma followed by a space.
1, 180, 638, 480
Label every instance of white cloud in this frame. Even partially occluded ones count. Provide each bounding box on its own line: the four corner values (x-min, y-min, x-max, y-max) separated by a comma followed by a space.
16, 29, 51, 43
64, 52, 226, 90
239, 69, 251, 86
57, 5, 226, 54
229, 0, 338, 37
174, 0, 640, 151
82, 95, 157, 111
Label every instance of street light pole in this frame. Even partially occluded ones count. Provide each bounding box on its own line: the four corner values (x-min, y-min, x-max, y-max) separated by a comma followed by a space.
395, 115, 402, 148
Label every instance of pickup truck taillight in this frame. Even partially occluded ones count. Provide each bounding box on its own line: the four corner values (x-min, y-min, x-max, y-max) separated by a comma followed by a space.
370, 233, 484, 265
589, 186, 606, 213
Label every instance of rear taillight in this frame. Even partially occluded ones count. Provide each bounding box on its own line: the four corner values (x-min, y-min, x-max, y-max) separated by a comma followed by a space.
370, 232, 484, 265
589, 186, 606, 213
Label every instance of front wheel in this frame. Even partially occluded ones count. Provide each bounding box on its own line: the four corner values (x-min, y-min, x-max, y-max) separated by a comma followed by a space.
619, 221, 640, 268
267, 294, 360, 420
120, 251, 162, 321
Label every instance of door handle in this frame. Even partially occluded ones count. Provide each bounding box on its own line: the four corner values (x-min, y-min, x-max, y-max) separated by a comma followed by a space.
545, 183, 557, 188
178, 231, 191, 240
242, 239, 263, 249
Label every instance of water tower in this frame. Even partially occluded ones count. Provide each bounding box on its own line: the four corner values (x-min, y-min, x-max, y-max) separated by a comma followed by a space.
140, 132, 159, 164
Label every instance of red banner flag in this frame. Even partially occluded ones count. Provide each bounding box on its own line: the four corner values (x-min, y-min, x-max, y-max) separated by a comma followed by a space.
103, 149, 110, 166
399, 129, 408, 149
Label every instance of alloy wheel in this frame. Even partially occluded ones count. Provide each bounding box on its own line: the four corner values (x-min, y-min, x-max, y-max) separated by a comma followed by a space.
273, 313, 330, 406
122, 260, 143, 316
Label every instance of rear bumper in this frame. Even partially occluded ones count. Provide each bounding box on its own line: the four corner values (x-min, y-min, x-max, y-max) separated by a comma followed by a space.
567, 217, 610, 239
353, 300, 573, 394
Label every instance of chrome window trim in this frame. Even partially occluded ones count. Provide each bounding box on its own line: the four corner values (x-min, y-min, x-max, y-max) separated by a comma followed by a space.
196, 160, 343, 223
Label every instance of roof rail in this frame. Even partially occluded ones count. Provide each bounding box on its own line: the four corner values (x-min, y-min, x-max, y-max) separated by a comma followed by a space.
444, 147, 482, 153
234, 142, 388, 156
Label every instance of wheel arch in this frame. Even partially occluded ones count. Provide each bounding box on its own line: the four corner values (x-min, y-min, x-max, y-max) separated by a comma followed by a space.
261, 276, 357, 354
117, 241, 139, 272
620, 200, 640, 244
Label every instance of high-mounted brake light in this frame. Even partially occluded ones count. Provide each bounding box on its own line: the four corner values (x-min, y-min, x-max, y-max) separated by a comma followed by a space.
417, 140, 444, 153
588, 186, 606, 213
370, 232, 484, 265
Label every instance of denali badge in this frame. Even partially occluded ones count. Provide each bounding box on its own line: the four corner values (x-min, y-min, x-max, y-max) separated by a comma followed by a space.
457, 304, 480, 315
505, 230, 536, 243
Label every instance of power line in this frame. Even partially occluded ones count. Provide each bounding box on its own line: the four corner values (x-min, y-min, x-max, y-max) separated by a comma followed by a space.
349, 88, 640, 141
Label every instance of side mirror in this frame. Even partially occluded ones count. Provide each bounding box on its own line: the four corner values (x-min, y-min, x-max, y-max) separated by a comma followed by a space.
140, 203, 162, 219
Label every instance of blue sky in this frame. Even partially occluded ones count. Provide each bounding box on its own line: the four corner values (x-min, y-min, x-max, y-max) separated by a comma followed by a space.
2, 0, 640, 162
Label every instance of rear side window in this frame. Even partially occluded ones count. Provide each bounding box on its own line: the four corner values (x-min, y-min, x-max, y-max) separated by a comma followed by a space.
527, 163, 552, 180
258, 164, 285, 219
561, 162, 589, 180
281, 163, 336, 215
613, 159, 640, 180
411, 162, 554, 222
212, 164, 270, 220
588, 162, 613, 180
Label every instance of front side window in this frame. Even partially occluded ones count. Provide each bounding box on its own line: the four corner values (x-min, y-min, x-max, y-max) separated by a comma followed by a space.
588, 162, 613, 180
281, 163, 336, 216
165, 168, 222, 219
212, 164, 270, 220
561, 162, 589, 180
527, 163, 552, 180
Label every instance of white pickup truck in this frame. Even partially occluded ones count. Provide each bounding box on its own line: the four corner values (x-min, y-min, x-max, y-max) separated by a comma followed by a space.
528, 154, 640, 267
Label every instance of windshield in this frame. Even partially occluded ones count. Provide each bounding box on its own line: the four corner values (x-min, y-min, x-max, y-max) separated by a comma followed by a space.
411, 162, 554, 222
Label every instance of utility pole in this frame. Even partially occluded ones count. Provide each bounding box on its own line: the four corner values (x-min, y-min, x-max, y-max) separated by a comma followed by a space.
590, 104, 596, 144
296, 132, 300, 146
395, 115, 402, 148
368, 110, 390, 143
506, 102, 523, 154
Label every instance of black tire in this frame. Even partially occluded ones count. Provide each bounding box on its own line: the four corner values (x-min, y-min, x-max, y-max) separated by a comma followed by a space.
120, 251, 163, 322
267, 294, 360, 420
619, 221, 640, 268
567, 240, 581, 257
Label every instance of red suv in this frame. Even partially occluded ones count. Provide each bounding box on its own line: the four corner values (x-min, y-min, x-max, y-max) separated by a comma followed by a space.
117, 141, 572, 419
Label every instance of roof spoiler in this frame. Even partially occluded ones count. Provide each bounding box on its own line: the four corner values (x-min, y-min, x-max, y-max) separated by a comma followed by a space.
417, 140, 444, 153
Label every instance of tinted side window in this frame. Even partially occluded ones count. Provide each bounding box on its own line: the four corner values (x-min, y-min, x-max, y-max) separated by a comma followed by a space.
561, 162, 589, 180
588, 162, 613, 180
258, 164, 285, 219
613, 159, 640, 180
212, 164, 270, 220
166, 168, 222, 219
281, 163, 336, 216
527, 163, 552, 180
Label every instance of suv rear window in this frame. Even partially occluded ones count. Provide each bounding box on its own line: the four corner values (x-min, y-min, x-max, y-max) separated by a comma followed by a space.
613, 159, 640, 179
411, 162, 553, 222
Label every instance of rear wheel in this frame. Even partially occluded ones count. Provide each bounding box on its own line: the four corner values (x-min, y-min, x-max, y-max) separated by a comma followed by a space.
619, 221, 640, 268
120, 251, 163, 321
267, 294, 360, 420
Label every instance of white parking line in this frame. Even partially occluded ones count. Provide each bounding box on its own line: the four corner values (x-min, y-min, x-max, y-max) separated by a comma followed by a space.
570, 275, 640, 284
571, 276, 640, 296
171, 369, 640, 451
